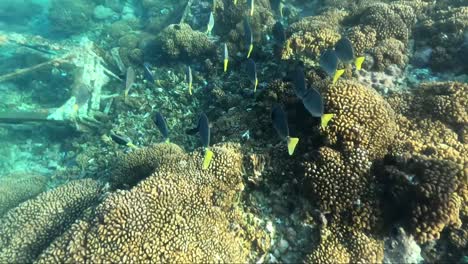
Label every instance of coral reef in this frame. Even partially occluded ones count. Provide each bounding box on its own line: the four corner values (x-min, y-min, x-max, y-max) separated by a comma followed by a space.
0, 179, 103, 263
157, 23, 216, 60
36, 143, 250, 263
48, 0, 95, 35
368, 38, 408, 71
0, 172, 47, 216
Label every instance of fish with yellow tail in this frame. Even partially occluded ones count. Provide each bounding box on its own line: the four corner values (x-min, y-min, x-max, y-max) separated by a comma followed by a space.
244, 18, 253, 58
124, 66, 135, 98
187, 113, 214, 169
185, 65, 193, 95
153, 112, 170, 143
110, 133, 138, 149
248, 0, 255, 16
271, 104, 299, 155
72, 84, 91, 113
292, 67, 334, 128
206, 12, 215, 35
334, 37, 365, 71
319, 49, 343, 85
246, 58, 258, 92
223, 43, 229, 72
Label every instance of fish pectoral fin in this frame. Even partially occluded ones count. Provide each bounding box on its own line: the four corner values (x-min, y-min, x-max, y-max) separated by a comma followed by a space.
332, 69, 345, 84
287, 137, 299, 156
321, 113, 334, 129
355, 56, 365, 71
203, 149, 214, 169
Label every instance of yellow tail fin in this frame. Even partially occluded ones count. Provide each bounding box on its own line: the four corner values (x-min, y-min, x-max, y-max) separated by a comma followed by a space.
254, 78, 258, 92
203, 149, 214, 169
332, 69, 345, 84
247, 44, 253, 58
127, 142, 139, 149
355, 56, 365, 71
321, 113, 334, 129
287, 137, 299, 156
189, 83, 192, 95
234, 0, 237, 5
224, 59, 228, 72
73, 104, 79, 113
164, 138, 170, 143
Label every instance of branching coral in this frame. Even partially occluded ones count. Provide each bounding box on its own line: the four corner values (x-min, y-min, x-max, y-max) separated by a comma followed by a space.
0, 172, 47, 216
36, 143, 251, 263
157, 23, 216, 60
321, 80, 397, 160
0, 179, 102, 263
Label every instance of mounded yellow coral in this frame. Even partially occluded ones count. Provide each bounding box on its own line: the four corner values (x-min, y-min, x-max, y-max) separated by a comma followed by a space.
0, 179, 102, 263
158, 23, 216, 59
0, 172, 47, 216
36, 143, 250, 263
347, 25, 377, 56
321, 80, 397, 160
369, 37, 408, 71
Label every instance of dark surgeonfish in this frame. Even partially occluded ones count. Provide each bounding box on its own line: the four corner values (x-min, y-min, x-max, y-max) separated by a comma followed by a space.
244, 18, 254, 58
246, 58, 258, 92
272, 21, 286, 46
223, 43, 229, 72
271, 104, 299, 155
110, 133, 138, 149
334, 37, 365, 71
186, 65, 193, 95
292, 67, 334, 128
153, 112, 169, 142
319, 49, 343, 84
186, 113, 214, 169
143, 62, 155, 84
72, 84, 91, 112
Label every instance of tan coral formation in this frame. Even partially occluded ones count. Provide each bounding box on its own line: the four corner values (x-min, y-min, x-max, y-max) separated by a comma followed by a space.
0, 179, 102, 263
36, 143, 250, 263
0, 172, 47, 216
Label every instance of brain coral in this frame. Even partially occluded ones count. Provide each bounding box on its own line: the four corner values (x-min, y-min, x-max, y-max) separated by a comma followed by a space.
0, 172, 47, 216
157, 23, 216, 60
0, 179, 102, 263
36, 143, 250, 263
321, 80, 397, 160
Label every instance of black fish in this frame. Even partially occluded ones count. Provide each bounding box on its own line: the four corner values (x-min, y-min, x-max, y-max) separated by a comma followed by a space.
301, 88, 334, 128
153, 112, 169, 142
143, 62, 155, 84
319, 49, 338, 77
271, 104, 299, 155
334, 37, 354, 63
110, 133, 138, 149
246, 59, 258, 92
272, 21, 286, 45
187, 113, 213, 169
292, 67, 307, 99
244, 18, 253, 58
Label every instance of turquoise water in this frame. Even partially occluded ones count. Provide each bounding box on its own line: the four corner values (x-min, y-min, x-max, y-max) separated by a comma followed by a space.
0, 0, 466, 263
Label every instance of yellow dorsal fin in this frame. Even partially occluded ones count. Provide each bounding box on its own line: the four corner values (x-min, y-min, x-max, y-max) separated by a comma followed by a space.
203, 149, 214, 169
247, 44, 253, 58
224, 59, 228, 72
287, 137, 299, 156
355, 56, 365, 71
332, 69, 345, 84
321, 113, 334, 129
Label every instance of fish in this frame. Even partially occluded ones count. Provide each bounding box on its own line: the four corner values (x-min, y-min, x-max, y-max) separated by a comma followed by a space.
124, 66, 135, 98
207, 12, 215, 35
290, 67, 333, 128
153, 112, 169, 142
271, 104, 299, 155
110, 133, 138, 149
272, 21, 286, 45
319, 49, 343, 84
143, 62, 155, 84
72, 84, 91, 112
244, 18, 253, 58
187, 113, 214, 169
248, 0, 255, 16
246, 58, 258, 92
334, 37, 366, 71
223, 43, 229, 72
186, 66, 193, 95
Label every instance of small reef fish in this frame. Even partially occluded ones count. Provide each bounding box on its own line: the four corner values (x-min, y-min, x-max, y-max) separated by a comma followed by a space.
293, 68, 334, 128
187, 113, 214, 169
153, 112, 169, 143
246, 58, 258, 92
271, 104, 299, 155
124, 66, 135, 98
110, 133, 138, 149
272, 21, 286, 46
72, 84, 91, 112
319, 49, 343, 84
186, 66, 193, 95
223, 43, 229, 72
248, 0, 255, 16
143, 62, 155, 84
207, 12, 215, 35
334, 37, 366, 71
244, 18, 254, 58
